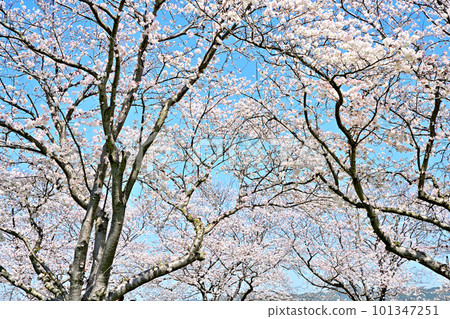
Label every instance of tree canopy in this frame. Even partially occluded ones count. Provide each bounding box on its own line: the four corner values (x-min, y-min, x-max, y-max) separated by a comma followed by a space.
0, 0, 448, 300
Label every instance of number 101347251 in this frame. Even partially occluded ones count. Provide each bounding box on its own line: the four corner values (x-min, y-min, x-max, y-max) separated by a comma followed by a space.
373, 305, 439, 316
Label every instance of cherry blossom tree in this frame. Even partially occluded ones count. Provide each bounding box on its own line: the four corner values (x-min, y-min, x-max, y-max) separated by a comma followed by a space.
240, 0, 450, 280
144, 183, 293, 301
283, 204, 425, 301
1, 0, 448, 302
0, 0, 268, 300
